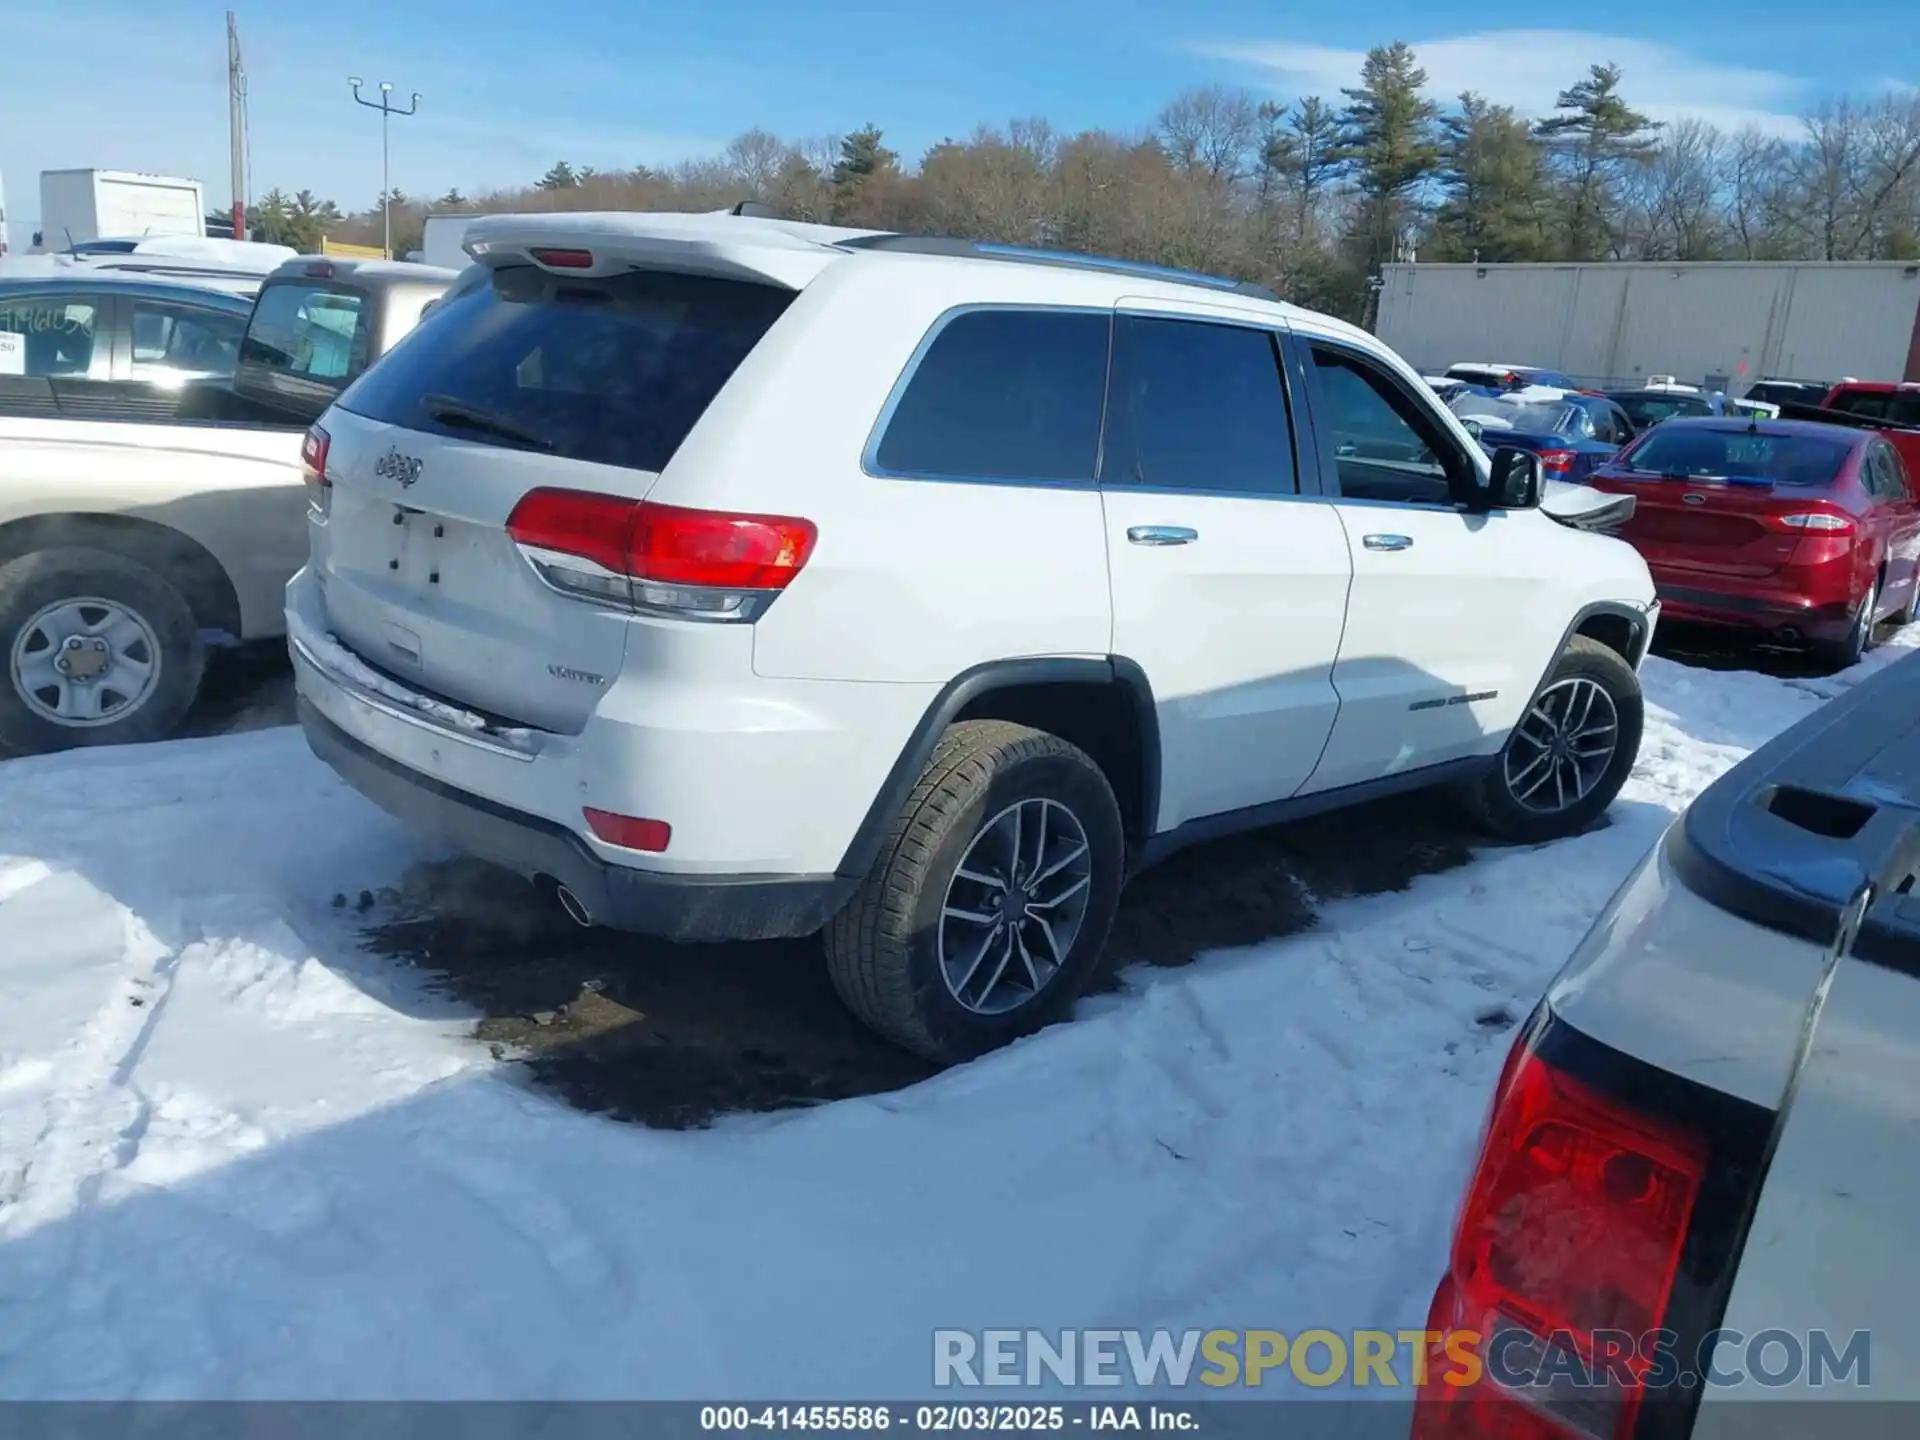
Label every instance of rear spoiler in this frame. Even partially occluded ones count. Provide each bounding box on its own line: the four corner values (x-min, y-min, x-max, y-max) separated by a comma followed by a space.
1775, 399, 1920, 435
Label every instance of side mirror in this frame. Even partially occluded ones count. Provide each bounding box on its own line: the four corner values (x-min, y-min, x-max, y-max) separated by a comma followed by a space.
1487, 446, 1544, 510
1460, 417, 1484, 440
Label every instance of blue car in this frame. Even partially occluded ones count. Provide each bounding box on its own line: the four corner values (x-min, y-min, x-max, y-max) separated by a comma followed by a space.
1446, 387, 1636, 481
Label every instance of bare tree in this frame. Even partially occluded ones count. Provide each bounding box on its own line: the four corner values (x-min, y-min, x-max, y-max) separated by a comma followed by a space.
1157, 85, 1261, 186
1720, 128, 1788, 258
1633, 118, 1724, 259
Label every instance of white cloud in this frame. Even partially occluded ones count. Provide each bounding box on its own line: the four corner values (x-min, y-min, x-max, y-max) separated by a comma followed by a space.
1198, 31, 1811, 140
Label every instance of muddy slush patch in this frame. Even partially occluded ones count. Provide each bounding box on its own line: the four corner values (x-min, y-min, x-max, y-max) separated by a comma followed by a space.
359, 783, 1478, 1129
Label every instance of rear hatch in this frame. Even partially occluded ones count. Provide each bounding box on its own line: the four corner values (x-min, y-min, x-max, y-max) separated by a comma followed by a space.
231, 272, 383, 424
1587, 425, 1856, 580
309, 228, 818, 733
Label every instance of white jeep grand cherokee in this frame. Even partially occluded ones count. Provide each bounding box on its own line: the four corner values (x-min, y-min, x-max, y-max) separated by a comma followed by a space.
289, 211, 1658, 1063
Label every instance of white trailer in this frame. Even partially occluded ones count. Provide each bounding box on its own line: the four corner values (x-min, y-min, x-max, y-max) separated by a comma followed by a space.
36, 170, 205, 250
419, 213, 478, 270
1375, 260, 1920, 393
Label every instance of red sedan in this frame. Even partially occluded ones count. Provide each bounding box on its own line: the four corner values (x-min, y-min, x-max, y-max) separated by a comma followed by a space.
1585, 417, 1920, 670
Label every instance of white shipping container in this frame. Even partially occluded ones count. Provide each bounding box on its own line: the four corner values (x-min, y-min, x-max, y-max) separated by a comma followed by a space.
1375, 261, 1920, 391
36, 169, 205, 249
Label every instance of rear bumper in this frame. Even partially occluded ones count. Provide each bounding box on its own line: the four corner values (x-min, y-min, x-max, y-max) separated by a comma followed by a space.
1652, 579, 1856, 640
300, 697, 855, 942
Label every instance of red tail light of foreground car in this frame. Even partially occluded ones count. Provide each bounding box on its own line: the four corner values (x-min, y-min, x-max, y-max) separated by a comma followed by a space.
1412, 1031, 1708, 1440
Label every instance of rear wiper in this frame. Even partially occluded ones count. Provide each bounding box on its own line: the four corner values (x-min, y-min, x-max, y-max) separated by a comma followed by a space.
421, 393, 554, 453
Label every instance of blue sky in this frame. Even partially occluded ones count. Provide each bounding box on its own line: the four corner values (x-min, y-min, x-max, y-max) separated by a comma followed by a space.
2, 0, 1911, 247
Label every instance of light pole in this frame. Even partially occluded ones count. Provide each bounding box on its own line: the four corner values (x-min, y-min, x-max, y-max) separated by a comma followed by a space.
349, 76, 420, 259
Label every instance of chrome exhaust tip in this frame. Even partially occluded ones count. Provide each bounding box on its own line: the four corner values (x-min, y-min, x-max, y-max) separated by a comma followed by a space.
554, 884, 593, 928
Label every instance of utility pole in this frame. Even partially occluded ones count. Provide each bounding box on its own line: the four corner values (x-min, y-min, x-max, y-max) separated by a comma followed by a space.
227, 11, 248, 239
349, 76, 420, 259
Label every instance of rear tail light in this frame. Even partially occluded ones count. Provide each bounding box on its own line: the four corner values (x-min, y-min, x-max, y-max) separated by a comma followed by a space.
1412, 1034, 1708, 1440
1770, 511, 1853, 533
530, 247, 594, 269
505, 487, 817, 622
1538, 449, 1576, 476
301, 425, 331, 515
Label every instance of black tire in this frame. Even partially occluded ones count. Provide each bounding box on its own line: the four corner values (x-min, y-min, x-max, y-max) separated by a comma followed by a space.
1815, 575, 1880, 673
1463, 635, 1643, 846
0, 546, 205, 756
824, 719, 1126, 1065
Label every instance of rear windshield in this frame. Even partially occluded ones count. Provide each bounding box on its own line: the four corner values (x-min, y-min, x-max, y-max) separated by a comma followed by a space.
1828, 389, 1920, 427
239, 281, 371, 384
1620, 428, 1852, 486
337, 264, 795, 472
1613, 393, 1713, 427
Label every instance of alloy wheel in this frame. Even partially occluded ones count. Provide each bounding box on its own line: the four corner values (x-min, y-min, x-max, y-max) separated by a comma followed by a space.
1503, 677, 1620, 816
937, 797, 1095, 1016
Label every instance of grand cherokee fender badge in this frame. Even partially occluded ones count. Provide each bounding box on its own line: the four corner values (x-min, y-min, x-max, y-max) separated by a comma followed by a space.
547, 663, 607, 685
374, 446, 424, 488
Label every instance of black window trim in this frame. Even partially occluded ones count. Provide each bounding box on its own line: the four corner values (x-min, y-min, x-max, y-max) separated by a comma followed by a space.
861, 301, 1115, 492
1095, 306, 1311, 503
1288, 331, 1486, 512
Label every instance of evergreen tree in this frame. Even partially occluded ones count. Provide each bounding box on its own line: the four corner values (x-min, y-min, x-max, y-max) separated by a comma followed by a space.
1339, 43, 1441, 280
833, 126, 897, 189
536, 161, 580, 190
1430, 95, 1551, 261
1260, 96, 1347, 245
830, 125, 899, 221
1533, 63, 1661, 259
438, 187, 470, 208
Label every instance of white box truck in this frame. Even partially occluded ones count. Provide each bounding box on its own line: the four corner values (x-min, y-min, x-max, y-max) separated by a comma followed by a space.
36, 170, 205, 250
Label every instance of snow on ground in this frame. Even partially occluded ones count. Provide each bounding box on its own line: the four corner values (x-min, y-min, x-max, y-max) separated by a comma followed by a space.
1, 633, 1915, 1400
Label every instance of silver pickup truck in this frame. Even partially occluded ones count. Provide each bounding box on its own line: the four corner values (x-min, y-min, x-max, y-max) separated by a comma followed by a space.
0, 255, 458, 755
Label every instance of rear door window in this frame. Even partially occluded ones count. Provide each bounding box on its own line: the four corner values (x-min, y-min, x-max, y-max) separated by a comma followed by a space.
872, 308, 1110, 484
339, 265, 796, 474
1099, 315, 1296, 495
129, 299, 247, 381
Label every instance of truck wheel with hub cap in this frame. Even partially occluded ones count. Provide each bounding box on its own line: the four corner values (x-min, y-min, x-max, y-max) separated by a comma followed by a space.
0, 546, 205, 756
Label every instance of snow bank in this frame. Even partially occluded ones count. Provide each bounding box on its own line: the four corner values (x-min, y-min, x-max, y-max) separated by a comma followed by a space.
1, 633, 1914, 1399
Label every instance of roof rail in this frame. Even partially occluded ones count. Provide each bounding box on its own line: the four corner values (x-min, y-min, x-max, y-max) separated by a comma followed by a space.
836, 233, 1281, 301
730, 200, 783, 218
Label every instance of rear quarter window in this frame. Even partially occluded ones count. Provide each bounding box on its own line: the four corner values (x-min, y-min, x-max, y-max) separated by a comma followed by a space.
871, 308, 1111, 484
337, 265, 795, 473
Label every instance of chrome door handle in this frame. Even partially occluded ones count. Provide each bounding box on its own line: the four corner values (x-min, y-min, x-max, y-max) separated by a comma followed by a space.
1127, 525, 1198, 546
1362, 533, 1414, 552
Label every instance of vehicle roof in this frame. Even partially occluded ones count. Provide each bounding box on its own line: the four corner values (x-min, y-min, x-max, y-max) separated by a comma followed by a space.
1642, 415, 1871, 443
1827, 381, 1920, 393
265, 255, 462, 289
454, 210, 1369, 335
1665, 646, 1920, 978
0, 272, 256, 309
